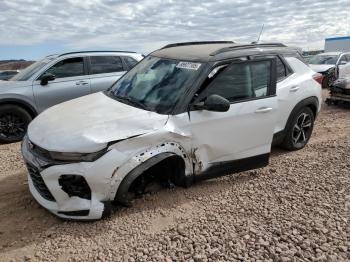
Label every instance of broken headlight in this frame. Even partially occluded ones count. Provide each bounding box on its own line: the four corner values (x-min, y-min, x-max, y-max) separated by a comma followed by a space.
59, 175, 91, 199
49, 149, 107, 162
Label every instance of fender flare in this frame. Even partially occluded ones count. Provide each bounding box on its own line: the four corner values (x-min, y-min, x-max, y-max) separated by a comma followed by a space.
109, 141, 192, 204
286, 96, 319, 124
273, 96, 319, 145
0, 98, 38, 117
115, 152, 187, 206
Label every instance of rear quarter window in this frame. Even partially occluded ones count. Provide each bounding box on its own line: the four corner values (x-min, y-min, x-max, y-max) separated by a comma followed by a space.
123, 56, 139, 69
276, 56, 293, 81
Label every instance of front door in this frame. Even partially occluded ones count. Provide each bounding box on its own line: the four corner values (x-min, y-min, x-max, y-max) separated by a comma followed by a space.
33, 57, 91, 113
189, 58, 278, 176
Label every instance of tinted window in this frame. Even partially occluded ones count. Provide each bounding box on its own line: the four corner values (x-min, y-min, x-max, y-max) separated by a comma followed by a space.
276, 57, 287, 80
345, 54, 350, 61
202, 60, 271, 102
90, 56, 124, 74
45, 57, 84, 78
123, 56, 138, 69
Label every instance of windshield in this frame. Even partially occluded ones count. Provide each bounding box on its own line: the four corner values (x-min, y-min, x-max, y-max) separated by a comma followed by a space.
10, 57, 55, 81
108, 56, 202, 114
309, 55, 339, 65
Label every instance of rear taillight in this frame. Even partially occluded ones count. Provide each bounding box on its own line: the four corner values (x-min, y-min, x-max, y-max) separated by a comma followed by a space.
313, 73, 323, 85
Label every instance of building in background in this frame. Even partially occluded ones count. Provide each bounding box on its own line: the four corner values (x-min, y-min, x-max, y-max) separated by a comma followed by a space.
325, 36, 350, 52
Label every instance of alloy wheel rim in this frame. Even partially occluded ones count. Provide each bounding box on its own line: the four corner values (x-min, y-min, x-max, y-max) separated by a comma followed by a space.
0, 113, 26, 139
292, 112, 312, 146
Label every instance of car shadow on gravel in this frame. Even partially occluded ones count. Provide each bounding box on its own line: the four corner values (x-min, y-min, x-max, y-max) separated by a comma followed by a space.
0, 160, 266, 254
109, 167, 264, 220
0, 146, 309, 254
0, 171, 60, 253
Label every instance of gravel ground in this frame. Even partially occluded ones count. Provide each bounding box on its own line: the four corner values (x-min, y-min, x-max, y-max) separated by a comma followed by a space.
0, 91, 349, 261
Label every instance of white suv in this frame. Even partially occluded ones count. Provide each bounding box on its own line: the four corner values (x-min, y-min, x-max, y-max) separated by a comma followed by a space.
22, 42, 322, 220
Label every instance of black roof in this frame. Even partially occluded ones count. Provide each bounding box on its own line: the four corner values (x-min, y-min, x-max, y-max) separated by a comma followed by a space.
151, 41, 296, 62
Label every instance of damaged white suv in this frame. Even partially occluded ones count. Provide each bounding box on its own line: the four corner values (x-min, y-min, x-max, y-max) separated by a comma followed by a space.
22, 41, 322, 220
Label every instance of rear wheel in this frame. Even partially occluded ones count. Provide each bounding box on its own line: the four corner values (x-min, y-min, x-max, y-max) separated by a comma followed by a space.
282, 107, 315, 151
0, 105, 32, 144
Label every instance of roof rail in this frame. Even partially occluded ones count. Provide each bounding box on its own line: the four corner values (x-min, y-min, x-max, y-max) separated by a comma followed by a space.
58, 50, 137, 57
210, 43, 287, 56
161, 41, 235, 49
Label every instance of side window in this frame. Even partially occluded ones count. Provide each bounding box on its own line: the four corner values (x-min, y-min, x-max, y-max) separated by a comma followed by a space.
345, 54, 350, 61
90, 56, 124, 74
45, 57, 85, 78
339, 55, 347, 63
201, 60, 272, 103
276, 57, 287, 81
123, 56, 138, 69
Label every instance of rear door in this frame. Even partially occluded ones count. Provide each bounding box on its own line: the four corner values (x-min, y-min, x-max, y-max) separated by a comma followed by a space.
189, 57, 278, 175
32, 56, 91, 112
88, 55, 127, 93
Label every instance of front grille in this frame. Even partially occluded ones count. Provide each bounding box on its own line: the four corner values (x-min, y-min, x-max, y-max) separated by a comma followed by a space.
26, 163, 55, 201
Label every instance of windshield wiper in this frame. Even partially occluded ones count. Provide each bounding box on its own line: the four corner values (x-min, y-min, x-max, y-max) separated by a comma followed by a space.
114, 94, 148, 110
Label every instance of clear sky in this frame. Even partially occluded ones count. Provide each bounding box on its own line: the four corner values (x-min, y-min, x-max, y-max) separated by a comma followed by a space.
1, 0, 349, 60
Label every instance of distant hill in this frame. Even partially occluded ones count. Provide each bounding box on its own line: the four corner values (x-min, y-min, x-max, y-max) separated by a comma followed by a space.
0, 60, 35, 70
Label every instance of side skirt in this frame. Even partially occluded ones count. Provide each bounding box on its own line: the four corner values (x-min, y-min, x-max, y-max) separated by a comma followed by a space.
193, 153, 270, 183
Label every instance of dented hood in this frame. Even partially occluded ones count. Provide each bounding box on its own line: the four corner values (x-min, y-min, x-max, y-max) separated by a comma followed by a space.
28, 92, 168, 153
309, 64, 335, 73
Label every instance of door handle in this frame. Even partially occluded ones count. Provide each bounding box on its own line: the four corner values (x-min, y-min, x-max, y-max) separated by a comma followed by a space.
75, 81, 89, 86
289, 85, 300, 92
255, 107, 273, 113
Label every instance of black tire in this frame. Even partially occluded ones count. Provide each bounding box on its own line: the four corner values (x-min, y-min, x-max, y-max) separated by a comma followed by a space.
281, 107, 315, 151
0, 105, 32, 144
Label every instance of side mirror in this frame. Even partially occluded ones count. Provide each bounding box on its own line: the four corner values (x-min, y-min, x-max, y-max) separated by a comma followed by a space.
193, 94, 230, 112
40, 73, 55, 85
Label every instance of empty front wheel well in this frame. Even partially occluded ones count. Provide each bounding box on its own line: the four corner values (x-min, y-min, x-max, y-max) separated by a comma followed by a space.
115, 153, 187, 206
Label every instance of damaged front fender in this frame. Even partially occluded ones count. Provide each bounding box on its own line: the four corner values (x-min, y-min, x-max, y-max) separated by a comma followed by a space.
108, 141, 193, 202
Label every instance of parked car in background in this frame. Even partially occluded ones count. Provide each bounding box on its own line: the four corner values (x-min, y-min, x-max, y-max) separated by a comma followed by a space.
0, 51, 143, 143
0, 70, 18, 80
309, 52, 350, 88
21, 42, 322, 220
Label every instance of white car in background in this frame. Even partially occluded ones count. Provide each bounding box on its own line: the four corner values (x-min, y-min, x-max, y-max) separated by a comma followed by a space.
309, 52, 350, 88
22, 42, 322, 220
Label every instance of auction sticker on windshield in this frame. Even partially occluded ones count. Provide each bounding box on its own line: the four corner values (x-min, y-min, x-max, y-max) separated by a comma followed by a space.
176, 62, 201, 70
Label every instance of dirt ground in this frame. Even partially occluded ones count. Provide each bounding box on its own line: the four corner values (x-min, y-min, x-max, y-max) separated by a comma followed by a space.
0, 91, 349, 261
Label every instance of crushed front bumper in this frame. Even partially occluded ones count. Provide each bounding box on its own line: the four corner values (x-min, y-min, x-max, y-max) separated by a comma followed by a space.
21, 136, 114, 220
